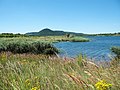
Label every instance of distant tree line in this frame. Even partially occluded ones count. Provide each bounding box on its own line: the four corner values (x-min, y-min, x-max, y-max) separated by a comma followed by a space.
0, 33, 29, 37
89, 32, 120, 36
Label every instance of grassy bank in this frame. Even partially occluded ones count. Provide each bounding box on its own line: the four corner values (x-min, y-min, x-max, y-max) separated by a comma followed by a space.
0, 52, 119, 90
0, 38, 58, 55
30, 36, 90, 42
0, 36, 89, 43
0, 36, 89, 54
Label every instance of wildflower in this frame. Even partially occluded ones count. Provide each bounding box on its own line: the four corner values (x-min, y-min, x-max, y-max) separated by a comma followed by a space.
31, 87, 38, 90
95, 80, 112, 90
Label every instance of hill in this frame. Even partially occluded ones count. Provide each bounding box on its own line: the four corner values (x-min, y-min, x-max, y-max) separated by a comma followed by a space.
26, 28, 84, 36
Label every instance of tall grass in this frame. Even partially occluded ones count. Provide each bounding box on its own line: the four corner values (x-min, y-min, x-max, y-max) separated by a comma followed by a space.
111, 46, 120, 58
69, 36, 90, 42
55, 36, 90, 42
0, 38, 58, 55
0, 52, 119, 90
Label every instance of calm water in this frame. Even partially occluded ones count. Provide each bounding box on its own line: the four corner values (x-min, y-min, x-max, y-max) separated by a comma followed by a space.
54, 36, 120, 61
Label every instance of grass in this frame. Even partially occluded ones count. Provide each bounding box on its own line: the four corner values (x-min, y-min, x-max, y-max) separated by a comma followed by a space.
0, 38, 59, 54
51, 36, 90, 42
69, 36, 89, 42
111, 46, 120, 58
0, 52, 120, 90
0, 36, 89, 54
0, 36, 89, 45
0, 36, 119, 90
0, 35, 89, 43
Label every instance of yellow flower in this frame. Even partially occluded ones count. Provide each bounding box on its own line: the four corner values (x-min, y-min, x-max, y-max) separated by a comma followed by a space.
31, 87, 38, 90
95, 80, 112, 90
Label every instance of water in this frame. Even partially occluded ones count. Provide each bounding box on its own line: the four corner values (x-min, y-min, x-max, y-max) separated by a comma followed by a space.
54, 36, 120, 61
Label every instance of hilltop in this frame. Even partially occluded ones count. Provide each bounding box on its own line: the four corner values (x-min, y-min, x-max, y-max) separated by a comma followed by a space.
26, 28, 84, 36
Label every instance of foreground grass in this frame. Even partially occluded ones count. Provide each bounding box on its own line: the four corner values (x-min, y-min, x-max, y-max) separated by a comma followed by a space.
0, 52, 120, 90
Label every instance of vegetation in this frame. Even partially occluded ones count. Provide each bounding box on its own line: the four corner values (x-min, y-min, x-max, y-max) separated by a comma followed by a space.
0, 35, 89, 44
35, 36, 90, 42
0, 52, 120, 90
88, 32, 120, 36
0, 36, 119, 90
0, 38, 58, 55
0, 33, 29, 37
111, 46, 120, 58
0, 35, 89, 55
69, 36, 89, 42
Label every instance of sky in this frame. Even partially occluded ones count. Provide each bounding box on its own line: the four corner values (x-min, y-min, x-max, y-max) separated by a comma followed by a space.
0, 0, 120, 34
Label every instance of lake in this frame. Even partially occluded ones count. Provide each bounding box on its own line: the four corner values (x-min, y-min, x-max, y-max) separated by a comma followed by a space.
54, 36, 120, 61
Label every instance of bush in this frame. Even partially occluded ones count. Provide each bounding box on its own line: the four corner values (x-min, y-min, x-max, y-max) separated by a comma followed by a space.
6, 41, 33, 53
32, 41, 58, 54
111, 46, 120, 58
0, 43, 6, 52
70, 37, 90, 42
0, 39, 59, 55
44, 48, 58, 55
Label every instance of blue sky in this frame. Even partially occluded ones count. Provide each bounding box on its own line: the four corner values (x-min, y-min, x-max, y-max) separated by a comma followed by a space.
0, 0, 120, 34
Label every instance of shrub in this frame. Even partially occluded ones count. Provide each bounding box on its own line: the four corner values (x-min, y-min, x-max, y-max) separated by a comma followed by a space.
32, 41, 58, 54
6, 41, 33, 53
70, 37, 89, 42
0, 43, 6, 52
0, 39, 59, 55
44, 48, 58, 55
111, 46, 120, 58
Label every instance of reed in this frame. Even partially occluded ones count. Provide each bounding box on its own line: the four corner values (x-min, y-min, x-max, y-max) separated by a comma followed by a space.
0, 52, 119, 90
0, 38, 58, 55
111, 46, 120, 58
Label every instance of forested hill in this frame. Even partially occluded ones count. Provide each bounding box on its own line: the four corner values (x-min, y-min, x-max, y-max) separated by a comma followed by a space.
26, 28, 84, 36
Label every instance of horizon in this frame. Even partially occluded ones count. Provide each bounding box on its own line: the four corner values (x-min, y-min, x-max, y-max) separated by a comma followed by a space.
0, 28, 119, 34
0, 0, 120, 34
